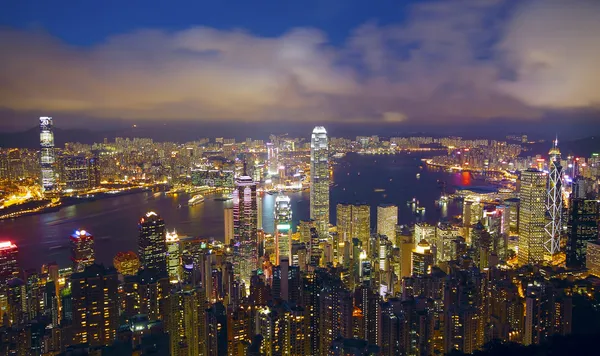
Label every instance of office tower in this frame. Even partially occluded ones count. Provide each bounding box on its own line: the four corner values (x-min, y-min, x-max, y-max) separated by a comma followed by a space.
309, 227, 322, 267
545, 138, 563, 257
63, 155, 89, 190
275, 195, 292, 263
166, 285, 207, 356
298, 219, 315, 244
411, 240, 433, 277
233, 171, 258, 287
377, 204, 398, 240
266, 142, 279, 175
138, 211, 167, 274
336, 203, 371, 246
566, 199, 600, 268
224, 207, 234, 245
353, 204, 370, 247
518, 169, 547, 265
310, 126, 329, 237
337, 203, 352, 241
70, 229, 95, 272
586, 241, 600, 277
71, 264, 119, 347
319, 280, 353, 356
166, 230, 181, 283
113, 251, 140, 276
39, 117, 56, 193
0, 241, 19, 286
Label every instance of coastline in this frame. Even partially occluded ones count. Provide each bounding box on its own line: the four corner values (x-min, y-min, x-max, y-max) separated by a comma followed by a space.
0, 187, 150, 221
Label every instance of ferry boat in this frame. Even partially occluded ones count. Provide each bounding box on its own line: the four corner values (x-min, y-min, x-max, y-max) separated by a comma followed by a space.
188, 194, 205, 206
416, 173, 421, 179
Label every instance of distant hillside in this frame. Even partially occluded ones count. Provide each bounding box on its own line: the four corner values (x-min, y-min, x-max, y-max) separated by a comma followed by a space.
524, 136, 599, 158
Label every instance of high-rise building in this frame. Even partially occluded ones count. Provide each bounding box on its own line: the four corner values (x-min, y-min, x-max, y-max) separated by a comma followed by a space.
275, 195, 292, 263
166, 285, 207, 356
0, 241, 19, 284
377, 205, 398, 241
233, 171, 258, 287
566, 199, 600, 268
411, 240, 433, 277
545, 138, 563, 257
336, 203, 370, 246
166, 230, 181, 283
39, 117, 56, 193
70, 229, 95, 272
586, 241, 600, 277
224, 207, 234, 245
518, 169, 547, 265
310, 126, 329, 237
62, 155, 89, 191
266, 142, 279, 175
71, 264, 119, 347
138, 211, 167, 274
113, 251, 140, 276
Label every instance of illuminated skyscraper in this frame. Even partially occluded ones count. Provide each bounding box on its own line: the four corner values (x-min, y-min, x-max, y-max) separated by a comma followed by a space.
545, 138, 563, 258
336, 203, 370, 246
566, 199, 600, 268
70, 229, 95, 272
266, 142, 279, 175
310, 126, 329, 237
166, 230, 181, 283
377, 204, 398, 241
71, 264, 119, 347
167, 285, 207, 356
275, 195, 292, 263
518, 169, 547, 265
233, 171, 258, 287
0, 241, 19, 284
224, 207, 234, 245
39, 117, 56, 193
138, 212, 167, 274
411, 240, 433, 277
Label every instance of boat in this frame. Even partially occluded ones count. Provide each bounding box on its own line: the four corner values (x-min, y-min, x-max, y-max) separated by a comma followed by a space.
188, 194, 205, 206
416, 173, 421, 179
374, 188, 386, 193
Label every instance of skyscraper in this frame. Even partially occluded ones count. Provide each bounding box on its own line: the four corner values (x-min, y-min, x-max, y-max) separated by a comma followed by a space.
566, 199, 600, 268
518, 169, 547, 265
70, 229, 95, 272
39, 117, 56, 193
71, 264, 119, 347
275, 194, 292, 263
166, 230, 181, 283
233, 171, 258, 287
310, 126, 329, 237
336, 203, 370, 246
377, 204, 398, 241
0, 241, 18, 284
138, 211, 167, 274
545, 138, 563, 258
224, 207, 234, 246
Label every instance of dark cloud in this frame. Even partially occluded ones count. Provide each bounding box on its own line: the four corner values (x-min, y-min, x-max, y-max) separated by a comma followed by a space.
0, 0, 598, 128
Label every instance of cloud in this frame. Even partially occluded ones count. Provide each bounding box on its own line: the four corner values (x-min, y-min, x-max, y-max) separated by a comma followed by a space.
496, 0, 600, 109
0, 0, 598, 127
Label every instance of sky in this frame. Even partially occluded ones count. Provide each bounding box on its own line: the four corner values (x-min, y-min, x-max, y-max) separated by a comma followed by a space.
0, 0, 599, 134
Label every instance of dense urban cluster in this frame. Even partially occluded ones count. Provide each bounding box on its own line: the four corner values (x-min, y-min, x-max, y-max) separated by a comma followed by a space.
0, 118, 599, 355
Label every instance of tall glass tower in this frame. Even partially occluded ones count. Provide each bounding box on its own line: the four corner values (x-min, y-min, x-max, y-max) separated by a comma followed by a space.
138, 212, 167, 274
39, 117, 56, 193
310, 126, 329, 237
233, 172, 258, 287
275, 194, 292, 263
545, 138, 563, 258
518, 169, 547, 265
